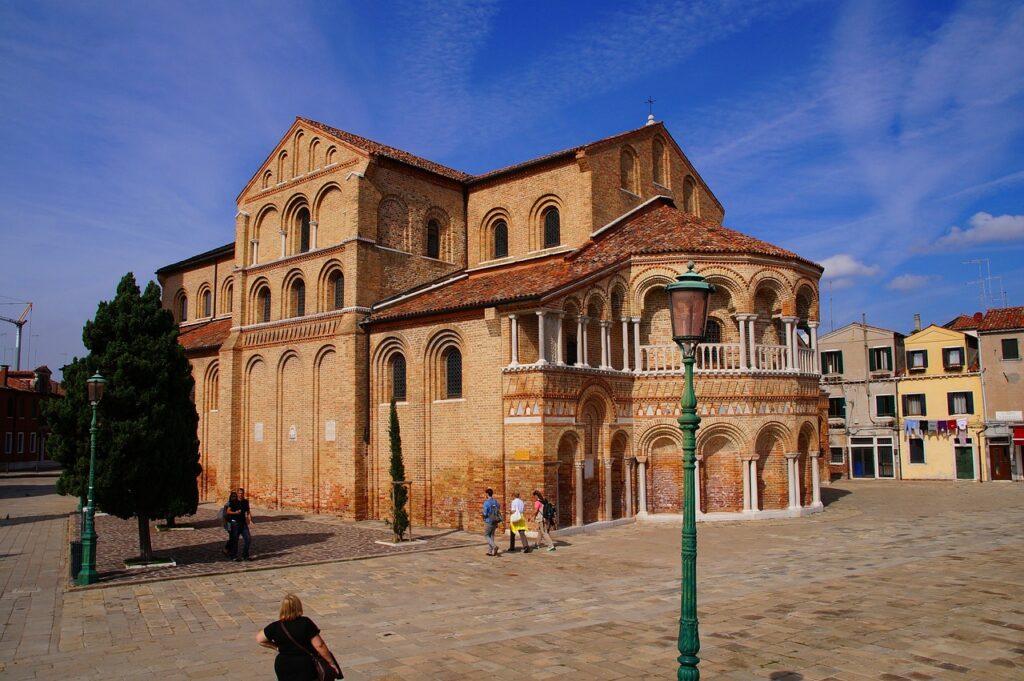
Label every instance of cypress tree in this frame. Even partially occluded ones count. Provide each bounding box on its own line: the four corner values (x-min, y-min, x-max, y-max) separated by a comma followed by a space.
44, 273, 201, 561
388, 398, 409, 541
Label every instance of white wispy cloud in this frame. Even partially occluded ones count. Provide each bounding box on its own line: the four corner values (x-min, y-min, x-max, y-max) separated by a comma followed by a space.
821, 254, 880, 279
933, 212, 1024, 249
886, 274, 935, 291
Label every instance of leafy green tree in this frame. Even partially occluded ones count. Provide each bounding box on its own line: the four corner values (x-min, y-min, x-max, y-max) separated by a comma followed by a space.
388, 398, 409, 541
44, 273, 201, 561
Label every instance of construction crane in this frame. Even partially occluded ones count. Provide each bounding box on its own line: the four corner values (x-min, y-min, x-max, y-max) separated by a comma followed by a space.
0, 302, 32, 370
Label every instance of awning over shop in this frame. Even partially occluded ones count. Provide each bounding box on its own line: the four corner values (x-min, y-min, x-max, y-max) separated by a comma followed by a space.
1014, 426, 1024, 444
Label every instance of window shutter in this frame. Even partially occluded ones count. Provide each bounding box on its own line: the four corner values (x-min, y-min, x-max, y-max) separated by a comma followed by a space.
966, 392, 974, 414
947, 393, 955, 415
840, 398, 846, 418
922, 351, 928, 368
869, 350, 877, 372
906, 351, 913, 368
837, 351, 844, 374
920, 394, 927, 416
885, 347, 893, 370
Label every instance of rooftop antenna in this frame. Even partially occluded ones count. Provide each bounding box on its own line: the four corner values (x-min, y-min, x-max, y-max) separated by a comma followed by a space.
963, 258, 1007, 309
645, 96, 656, 126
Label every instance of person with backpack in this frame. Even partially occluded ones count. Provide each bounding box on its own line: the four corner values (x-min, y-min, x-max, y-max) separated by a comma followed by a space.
482, 488, 502, 557
532, 490, 556, 551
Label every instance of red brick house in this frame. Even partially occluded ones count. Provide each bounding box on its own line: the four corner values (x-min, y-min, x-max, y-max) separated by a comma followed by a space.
1, 365, 62, 470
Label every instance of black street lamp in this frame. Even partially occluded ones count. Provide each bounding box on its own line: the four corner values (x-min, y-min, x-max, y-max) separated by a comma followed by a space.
665, 262, 714, 680
77, 371, 106, 586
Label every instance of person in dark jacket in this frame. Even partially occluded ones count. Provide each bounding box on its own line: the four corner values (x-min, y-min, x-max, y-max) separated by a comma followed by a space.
257, 593, 341, 681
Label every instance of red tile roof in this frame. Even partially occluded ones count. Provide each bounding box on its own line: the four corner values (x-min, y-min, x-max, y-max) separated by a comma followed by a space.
178, 318, 232, 353
1, 369, 63, 395
945, 313, 983, 331
979, 306, 1024, 332
299, 117, 472, 182
369, 198, 820, 323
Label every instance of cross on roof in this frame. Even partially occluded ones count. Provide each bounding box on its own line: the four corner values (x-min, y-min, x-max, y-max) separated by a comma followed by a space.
646, 96, 656, 116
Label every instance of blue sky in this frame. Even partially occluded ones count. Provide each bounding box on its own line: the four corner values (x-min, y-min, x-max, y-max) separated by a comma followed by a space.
1, 0, 1022, 376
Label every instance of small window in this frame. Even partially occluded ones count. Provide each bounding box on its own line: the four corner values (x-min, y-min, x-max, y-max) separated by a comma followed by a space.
29, 432, 37, 453
17, 432, 24, 453
202, 289, 212, 317
903, 394, 927, 417
828, 397, 846, 419
391, 354, 407, 402
330, 271, 344, 310
909, 438, 925, 464
704, 319, 722, 344
444, 348, 462, 399
6, 398, 13, 417
543, 207, 560, 249
875, 395, 896, 417
829, 447, 844, 465
821, 350, 844, 375
3, 432, 11, 454
223, 283, 234, 314
257, 287, 271, 323
942, 347, 964, 370
947, 391, 974, 415
869, 347, 892, 371
683, 176, 697, 213
178, 293, 188, 323
298, 209, 311, 253
290, 280, 306, 317
620, 147, 638, 194
1001, 338, 1019, 360
652, 137, 666, 186
493, 220, 508, 259
565, 334, 578, 366
426, 219, 440, 259
907, 349, 928, 371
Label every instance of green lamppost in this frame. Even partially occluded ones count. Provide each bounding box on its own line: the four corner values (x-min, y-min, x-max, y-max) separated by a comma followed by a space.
77, 371, 106, 586
665, 262, 715, 681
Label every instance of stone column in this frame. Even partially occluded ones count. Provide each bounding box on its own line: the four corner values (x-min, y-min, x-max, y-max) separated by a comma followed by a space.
600, 321, 611, 370
575, 316, 586, 367
536, 310, 548, 365
785, 452, 801, 509
250, 239, 259, 266
574, 460, 584, 526
621, 317, 630, 370
581, 317, 590, 366
636, 458, 648, 516
808, 321, 819, 373
509, 314, 519, 367
742, 457, 751, 512
556, 313, 564, 365
603, 458, 613, 521
279, 230, 287, 259
748, 317, 759, 370
781, 316, 797, 371
309, 220, 318, 250
749, 458, 760, 511
694, 454, 703, 517
810, 451, 823, 508
632, 317, 642, 373
625, 458, 634, 517
735, 313, 750, 371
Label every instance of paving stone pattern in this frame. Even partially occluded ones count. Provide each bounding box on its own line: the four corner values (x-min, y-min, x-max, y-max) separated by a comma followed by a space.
2, 476, 1023, 680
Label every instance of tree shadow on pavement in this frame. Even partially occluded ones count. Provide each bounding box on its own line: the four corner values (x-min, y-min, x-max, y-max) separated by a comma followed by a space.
0, 512, 69, 527
821, 486, 851, 506
768, 672, 803, 680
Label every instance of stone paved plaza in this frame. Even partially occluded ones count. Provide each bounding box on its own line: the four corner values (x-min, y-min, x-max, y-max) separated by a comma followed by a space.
2, 475, 1023, 680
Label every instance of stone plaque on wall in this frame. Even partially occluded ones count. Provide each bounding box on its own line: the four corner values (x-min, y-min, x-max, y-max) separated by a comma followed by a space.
325, 420, 336, 442
584, 458, 594, 479
288, 425, 297, 441
254, 422, 263, 442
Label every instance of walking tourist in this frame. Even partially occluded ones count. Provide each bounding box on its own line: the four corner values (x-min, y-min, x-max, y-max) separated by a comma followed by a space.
226, 488, 254, 561
508, 491, 531, 553
256, 593, 342, 681
221, 491, 237, 556
482, 488, 501, 556
532, 490, 556, 551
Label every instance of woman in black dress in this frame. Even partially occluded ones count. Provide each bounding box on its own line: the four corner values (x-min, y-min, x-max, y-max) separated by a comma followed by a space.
256, 593, 341, 680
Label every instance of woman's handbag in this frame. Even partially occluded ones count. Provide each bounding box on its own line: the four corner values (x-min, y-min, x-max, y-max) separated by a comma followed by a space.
510, 510, 523, 523
278, 620, 343, 680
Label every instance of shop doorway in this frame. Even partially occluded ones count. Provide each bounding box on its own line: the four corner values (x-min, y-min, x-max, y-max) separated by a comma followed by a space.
955, 444, 975, 480
989, 444, 1011, 480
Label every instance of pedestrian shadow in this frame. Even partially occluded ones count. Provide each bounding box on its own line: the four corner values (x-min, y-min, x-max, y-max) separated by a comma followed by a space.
0, 512, 70, 527
821, 486, 851, 506
768, 672, 803, 680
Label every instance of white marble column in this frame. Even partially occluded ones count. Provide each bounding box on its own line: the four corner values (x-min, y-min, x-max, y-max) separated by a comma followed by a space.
581, 317, 590, 366
556, 313, 564, 365
574, 460, 584, 526
735, 314, 750, 371
309, 220, 318, 250
536, 310, 548, 365
621, 317, 630, 371
749, 459, 760, 511
600, 321, 611, 370
632, 317, 642, 373
509, 315, 519, 367
786, 452, 801, 509
279, 230, 287, 259
742, 458, 752, 512
748, 317, 759, 370
603, 458, 613, 520
575, 316, 585, 367
781, 316, 797, 371
636, 459, 648, 516
808, 321, 819, 373
625, 458, 634, 517
694, 455, 703, 517
810, 451, 823, 508
250, 239, 259, 266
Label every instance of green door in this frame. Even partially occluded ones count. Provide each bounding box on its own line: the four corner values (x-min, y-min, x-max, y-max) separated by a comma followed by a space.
955, 446, 974, 480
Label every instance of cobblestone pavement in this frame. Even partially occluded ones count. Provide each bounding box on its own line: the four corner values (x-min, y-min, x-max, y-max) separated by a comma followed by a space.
84, 506, 476, 585
2, 476, 1023, 680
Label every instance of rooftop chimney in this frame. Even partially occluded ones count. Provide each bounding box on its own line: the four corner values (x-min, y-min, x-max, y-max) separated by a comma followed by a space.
913, 313, 921, 332
1, 364, 7, 387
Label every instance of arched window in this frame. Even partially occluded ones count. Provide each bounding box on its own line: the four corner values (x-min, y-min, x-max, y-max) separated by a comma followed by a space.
543, 207, 560, 249
391, 354, 407, 401
222, 282, 233, 314
298, 208, 311, 253
704, 319, 722, 344
177, 292, 188, 323
329, 271, 344, 310
493, 220, 508, 259
426, 219, 440, 259
444, 348, 462, 399
257, 286, 271, 323
620, 147, 638, 193
652, 137, 666, 186
683, 176, 697, 214
289, 279, 306, 317
202, 289, 212, 317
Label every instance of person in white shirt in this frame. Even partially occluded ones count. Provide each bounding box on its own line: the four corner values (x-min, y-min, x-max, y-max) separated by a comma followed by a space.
508, 491, 531, 553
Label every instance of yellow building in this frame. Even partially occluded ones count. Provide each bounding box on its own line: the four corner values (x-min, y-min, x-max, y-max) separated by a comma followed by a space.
897, 324, 984, 480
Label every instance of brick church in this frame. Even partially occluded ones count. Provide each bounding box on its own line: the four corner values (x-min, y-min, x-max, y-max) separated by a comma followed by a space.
157, 115, 827, 530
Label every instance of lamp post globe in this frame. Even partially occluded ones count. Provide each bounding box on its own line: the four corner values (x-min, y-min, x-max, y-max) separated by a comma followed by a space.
664, 262, 714, 680
78, 371, 106, 586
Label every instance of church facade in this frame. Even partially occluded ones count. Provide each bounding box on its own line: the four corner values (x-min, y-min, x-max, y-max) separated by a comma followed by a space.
157, 116, 827, 530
